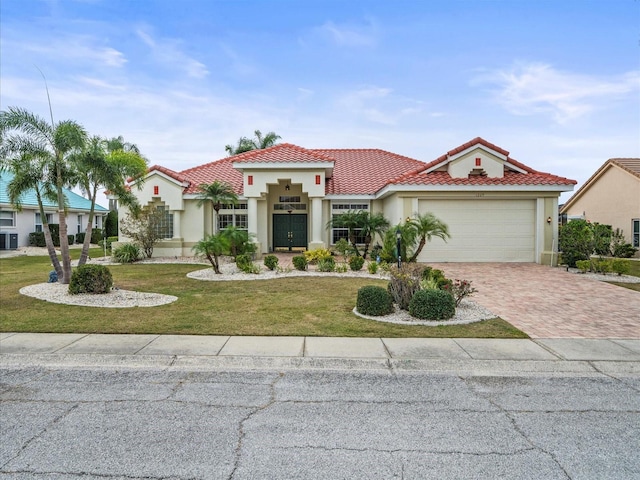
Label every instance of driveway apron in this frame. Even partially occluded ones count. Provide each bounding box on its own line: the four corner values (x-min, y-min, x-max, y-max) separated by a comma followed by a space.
429, 263, 640, 339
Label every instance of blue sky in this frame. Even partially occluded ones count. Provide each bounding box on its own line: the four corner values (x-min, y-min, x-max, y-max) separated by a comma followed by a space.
1, 0, 638, 205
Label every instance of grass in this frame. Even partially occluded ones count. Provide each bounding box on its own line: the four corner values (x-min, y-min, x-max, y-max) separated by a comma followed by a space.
605, 258, 640, 292
0, 249, 526, 338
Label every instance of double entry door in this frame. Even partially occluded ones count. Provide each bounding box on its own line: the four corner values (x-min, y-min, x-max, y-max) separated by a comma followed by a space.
273, 214, 307, 251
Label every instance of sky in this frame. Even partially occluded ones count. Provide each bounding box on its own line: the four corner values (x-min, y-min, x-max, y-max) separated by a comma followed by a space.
1, 0, 639, 207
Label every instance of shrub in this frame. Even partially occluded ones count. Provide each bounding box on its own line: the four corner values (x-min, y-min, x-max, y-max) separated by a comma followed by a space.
67, 234, 75, 245
592, 258, 612, 275
69, 264, 113, 295
409, 289, 455, 320
349, 255, 365, 271
611, 259, 631, 276
575, 260, 591, 273
333, 238, 352, 261
442, 279, 477, 307
29, 232, 46, 247
388, 264, 424, 310
236, 253, 259, 273
75, 232, 86, 244
356, 285, 394, 316
112, 243, 141, 263
91, 228, 103, 245
367, 261, 378, 274
335, 263, 348, 273
304, 248, 333, 264
49, 224, 60, 246
106, 236, 118, 250
292, 255, 307, 271
264, 254, 279, 270
559, 219, 595, 267
105, 210, 118, 238
317, 257, 336, 272
592, 223, 612, 256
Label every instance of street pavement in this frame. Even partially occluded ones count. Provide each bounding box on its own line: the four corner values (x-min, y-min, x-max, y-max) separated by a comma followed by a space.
2, 334, 640, 479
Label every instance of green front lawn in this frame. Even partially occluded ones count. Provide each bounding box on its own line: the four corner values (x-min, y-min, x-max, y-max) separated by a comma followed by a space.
0, 251, 526, 338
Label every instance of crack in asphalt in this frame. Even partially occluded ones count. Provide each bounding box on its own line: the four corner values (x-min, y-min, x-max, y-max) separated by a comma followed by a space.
227, 372, 284, 480
0, 468, 200, 479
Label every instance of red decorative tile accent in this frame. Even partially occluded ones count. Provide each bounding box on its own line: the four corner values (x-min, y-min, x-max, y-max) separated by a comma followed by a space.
153, 185, 159, 195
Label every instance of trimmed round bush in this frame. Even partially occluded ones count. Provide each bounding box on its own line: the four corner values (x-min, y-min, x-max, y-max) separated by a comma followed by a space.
348, 255, 365, 271
356, 285, 394, 316
409, 289, 455, 320
235, 253, 253, 272
69, 264, 113, 295
263, 254, 279, 270
292, 255, 307, 271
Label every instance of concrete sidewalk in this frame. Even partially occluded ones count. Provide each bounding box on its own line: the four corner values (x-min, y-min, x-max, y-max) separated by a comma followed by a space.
1, 333, 639, 375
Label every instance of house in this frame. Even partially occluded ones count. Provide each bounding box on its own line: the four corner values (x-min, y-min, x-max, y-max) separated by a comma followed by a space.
560, 158, 640, 253
0, 171, 108, 250
119, 137, 576, 264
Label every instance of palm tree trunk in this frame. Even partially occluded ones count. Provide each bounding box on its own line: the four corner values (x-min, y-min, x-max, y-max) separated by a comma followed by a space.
408, 236, 426, 263
78, 187, 97, 267
36, 195, 62, 278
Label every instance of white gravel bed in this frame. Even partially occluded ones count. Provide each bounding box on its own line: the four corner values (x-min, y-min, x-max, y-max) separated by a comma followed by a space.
562, 268, 640, 283
186, 263, 388, 281
19, 283, 177, 308
353, 299, 496, 326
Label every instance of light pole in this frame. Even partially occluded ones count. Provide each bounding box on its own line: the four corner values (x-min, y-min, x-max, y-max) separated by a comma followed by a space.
396, 226, 402, 269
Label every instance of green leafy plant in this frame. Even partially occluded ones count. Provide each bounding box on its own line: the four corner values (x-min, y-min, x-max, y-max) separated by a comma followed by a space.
575, 260, 591, 273
367, 261, 378, 274
356, 285, 394, 316
235, 253, 258, 273
263, 254, 279, 270
192, 234, 229, 274
112, 243, 141, 263
592, 258, 612, 274
592, 223, 613, 256
610, 229, 638, 258
69, 264, 113, 295
292, 255, 307, 271
409, 289, 455, 320
335, 263, 348, 273
333, 238, 352, 262
317, 257, 336, 272
349, 255, 365, 271
611, 259, 631, 276
559, 219, 595, 267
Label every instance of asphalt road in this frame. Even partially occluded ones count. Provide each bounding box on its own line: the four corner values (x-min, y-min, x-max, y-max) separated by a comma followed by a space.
1, 365, 639, 480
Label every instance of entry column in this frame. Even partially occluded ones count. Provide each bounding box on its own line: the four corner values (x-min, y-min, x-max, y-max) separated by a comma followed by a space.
247, 197, 262, 254
308, 197, 325, 250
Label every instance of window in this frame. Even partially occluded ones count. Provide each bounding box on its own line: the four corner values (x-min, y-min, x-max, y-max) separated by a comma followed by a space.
77, 215, 83, 234
235, 214, 248, 229
0, 211, 15, 227
154, 206, 173, 239
633, 219, 640, 248
218, 214, 233, 230
330, 203, 369, 244
34, 213, 53, 232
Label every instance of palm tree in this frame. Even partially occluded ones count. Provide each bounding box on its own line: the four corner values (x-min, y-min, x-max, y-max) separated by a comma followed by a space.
0, 107, 87, 284
225, 130, 281, 156
69, 135, 148, 266
406, 212, 451, 262
3, 155, 63, 277
360, 212, 390, 259
326, 210, 365, 257
195, 180, 238, 234
192, 234, 229, 274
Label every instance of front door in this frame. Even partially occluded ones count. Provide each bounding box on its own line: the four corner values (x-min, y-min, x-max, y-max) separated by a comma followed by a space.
273, 214, 307, 251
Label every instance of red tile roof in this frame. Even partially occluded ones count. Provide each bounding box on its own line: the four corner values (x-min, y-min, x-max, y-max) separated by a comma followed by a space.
230, 143, 335, 164
145, 138, 576, 197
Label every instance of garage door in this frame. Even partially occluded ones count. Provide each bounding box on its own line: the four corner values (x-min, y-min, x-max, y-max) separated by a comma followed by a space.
417, 199, 536, 262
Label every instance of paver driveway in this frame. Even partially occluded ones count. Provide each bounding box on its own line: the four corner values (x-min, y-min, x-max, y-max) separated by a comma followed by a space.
430, 263, 640, 339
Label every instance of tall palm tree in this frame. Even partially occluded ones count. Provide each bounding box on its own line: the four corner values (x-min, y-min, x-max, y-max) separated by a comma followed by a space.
69, 135, 148, 266
406, 212, 451, 262
3, 155, 63, 277
360, 212, 390, 259
0, 107, 87, 284
195, 180, 238, 234
225, 130, 281, 156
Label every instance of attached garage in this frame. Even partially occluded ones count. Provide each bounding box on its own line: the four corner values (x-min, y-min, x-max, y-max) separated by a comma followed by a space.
418, 199, 536, 262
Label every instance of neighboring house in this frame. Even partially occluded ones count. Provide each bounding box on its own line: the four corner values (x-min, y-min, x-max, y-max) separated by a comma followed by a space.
0, 171, 108, 250
119, 137, 576, 264
560, 158, 640, 253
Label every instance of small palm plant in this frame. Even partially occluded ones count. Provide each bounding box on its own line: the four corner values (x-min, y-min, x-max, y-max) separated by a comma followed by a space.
192, 234, 229, 274
195, 181, 238, 234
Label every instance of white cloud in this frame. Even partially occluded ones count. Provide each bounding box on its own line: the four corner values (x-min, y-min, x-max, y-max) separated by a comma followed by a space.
19, 35, 127, 68
135, 27, 209, 79
474, 62, 640, 124
314, 18, 378, 47
337, 86, 426, 125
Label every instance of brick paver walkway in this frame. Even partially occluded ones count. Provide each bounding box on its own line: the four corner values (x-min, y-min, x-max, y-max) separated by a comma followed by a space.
430, 263, 640, 339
